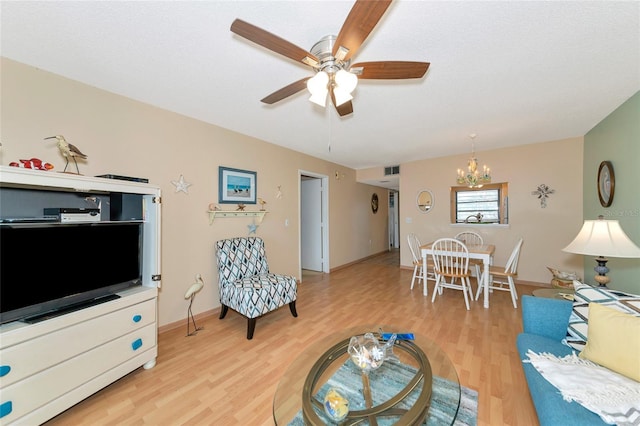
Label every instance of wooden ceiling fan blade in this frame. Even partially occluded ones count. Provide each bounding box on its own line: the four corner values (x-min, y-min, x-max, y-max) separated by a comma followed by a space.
261, 77, 311, 104
329, 86, 354, 116
231, 19, 318, 66
351, 61, 430, 79
336, 101, 354, 117
333, 0, 392, 61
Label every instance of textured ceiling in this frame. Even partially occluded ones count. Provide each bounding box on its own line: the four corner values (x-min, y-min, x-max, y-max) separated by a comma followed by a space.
2, 1, 639, 186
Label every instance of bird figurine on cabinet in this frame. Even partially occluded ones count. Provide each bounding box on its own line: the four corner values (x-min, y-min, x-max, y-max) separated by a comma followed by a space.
184, 273, 205, 336
258, 198, 267, 211
44, 135, 87, 174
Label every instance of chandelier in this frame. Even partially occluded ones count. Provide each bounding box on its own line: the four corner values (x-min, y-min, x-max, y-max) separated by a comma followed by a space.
456, 134, 491, 188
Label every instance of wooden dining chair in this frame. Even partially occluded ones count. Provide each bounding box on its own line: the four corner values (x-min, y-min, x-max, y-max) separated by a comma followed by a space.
454, 231, 485, 291
475, 238, 523, 308
430, 238, 473, 310
454, 231, 483, 246
407, 233, 436, 294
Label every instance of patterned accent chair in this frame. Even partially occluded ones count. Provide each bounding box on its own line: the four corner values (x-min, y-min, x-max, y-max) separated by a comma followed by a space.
215, 237, 298, 339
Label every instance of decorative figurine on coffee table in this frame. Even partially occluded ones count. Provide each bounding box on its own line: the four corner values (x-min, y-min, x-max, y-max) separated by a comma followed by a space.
323, 388, 349, 422
348, 333, 385, 371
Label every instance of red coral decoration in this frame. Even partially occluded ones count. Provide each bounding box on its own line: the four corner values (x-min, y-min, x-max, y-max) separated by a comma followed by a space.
9, 158, 54, 171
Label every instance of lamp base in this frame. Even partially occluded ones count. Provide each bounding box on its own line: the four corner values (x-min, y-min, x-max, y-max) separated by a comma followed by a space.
593, 256, 610, 287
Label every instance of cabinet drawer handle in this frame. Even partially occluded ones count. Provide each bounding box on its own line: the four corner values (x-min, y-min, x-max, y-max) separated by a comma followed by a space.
0, 401, 12, 418
131, 338, 143, 351
132, 314, 142, 323
0, 366, 10, 377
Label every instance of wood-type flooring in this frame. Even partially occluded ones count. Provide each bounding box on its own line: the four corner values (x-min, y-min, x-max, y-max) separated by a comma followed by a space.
45, 249, 542, 425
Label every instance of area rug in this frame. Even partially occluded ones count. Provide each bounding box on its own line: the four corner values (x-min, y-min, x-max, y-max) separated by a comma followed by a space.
288, 359, 478, 425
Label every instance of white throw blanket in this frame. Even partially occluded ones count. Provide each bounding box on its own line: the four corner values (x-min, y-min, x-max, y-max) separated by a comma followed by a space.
524, 350, 640, 425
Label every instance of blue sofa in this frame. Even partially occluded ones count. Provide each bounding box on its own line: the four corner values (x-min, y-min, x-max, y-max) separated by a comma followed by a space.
517, 295, 606, 425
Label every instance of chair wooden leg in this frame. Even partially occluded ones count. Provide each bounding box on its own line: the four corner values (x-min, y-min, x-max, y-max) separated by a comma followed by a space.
474, 264, 482, 300
508, 278, 518, 309
475, 275, 483, 301
462, 277, 471, 310
431, 276, 441, 303
411, 265, 418, 289
247, 318, 256, 340
289, 301, 298, 317
219, 305, 229, 319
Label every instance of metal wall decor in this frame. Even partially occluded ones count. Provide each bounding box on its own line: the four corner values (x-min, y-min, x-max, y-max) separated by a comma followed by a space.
532, 184, 555, 208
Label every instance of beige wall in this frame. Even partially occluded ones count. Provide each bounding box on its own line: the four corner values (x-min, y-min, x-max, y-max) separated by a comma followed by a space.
395, 137, 584, 284
0, 58, 389, 327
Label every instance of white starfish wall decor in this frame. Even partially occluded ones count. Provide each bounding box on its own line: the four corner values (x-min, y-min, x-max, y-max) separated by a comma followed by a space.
171, 174, 192, 193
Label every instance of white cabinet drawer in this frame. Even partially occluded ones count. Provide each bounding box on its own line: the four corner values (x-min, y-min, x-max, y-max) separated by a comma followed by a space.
0, 323, 156, 424
0, 299, 155, 388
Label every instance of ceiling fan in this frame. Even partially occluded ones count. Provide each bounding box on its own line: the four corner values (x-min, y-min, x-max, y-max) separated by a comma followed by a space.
230, 0, 430, 117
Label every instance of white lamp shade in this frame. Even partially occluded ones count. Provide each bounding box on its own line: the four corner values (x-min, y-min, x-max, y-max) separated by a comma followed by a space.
562, 219, 640, 258
333, 86, 353, 106
335, 69, 358, 94
307, 71, 329, 106
309, 88, 328, 106
307, 71, 329, 95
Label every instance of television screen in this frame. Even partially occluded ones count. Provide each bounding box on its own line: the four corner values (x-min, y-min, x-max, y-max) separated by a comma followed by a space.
0, 222, 142, 324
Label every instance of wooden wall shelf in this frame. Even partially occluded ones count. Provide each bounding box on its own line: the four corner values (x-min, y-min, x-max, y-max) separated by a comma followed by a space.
208, 210, 267, 225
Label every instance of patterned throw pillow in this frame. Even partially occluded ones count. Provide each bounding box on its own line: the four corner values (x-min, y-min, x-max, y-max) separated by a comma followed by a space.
565, 281, 640, 351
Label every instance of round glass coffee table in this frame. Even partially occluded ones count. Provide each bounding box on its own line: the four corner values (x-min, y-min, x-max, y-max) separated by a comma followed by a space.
273, 325, 461, 425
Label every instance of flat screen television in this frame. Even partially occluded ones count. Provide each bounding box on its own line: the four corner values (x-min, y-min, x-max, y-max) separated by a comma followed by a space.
0, 222, 143, 325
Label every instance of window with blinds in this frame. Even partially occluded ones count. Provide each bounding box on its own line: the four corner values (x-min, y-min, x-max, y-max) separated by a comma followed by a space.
450, 182, 508, 224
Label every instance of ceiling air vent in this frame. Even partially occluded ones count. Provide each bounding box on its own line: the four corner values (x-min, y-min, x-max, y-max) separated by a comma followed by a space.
384, 166, 400, 176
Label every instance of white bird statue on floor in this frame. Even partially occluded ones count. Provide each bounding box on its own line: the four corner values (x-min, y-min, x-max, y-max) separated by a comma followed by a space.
44, 135, 87, 174
184, 273, 205, 336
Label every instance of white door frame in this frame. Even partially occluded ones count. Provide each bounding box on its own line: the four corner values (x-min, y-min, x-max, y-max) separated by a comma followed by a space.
299, 170, 330, 276
389, 191, 400, 249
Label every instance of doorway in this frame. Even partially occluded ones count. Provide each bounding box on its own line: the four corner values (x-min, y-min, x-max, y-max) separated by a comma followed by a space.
300, 171, 329, 277
389, 191, 400, 249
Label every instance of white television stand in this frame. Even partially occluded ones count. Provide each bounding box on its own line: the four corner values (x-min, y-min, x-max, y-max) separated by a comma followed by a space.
0, 167, 161, 425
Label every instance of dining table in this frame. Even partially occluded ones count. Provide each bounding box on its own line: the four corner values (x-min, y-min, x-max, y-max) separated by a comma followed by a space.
420, 242, 496, 308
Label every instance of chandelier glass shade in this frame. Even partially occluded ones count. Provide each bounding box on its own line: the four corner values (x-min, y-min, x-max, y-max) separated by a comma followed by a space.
456, 134, 491, 187
307, 69, 358, 107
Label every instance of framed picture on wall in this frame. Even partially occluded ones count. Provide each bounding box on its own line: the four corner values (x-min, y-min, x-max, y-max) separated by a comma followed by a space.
218, 166, 257, 204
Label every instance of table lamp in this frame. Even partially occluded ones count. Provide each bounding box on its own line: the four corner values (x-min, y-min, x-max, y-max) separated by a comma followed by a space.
562, 216, 640, 286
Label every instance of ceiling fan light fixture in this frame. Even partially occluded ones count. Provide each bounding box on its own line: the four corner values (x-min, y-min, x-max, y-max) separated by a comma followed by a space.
307, 71, 329, 94
232, 1, 430, 117
309, 88, 329, 107
307, 71, 330, 107
335, 69, 358, 94
333, 86, 353, 107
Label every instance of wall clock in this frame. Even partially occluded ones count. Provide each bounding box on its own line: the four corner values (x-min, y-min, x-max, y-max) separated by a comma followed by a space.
371, 193, 379, 214
597, 161, 615, 207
